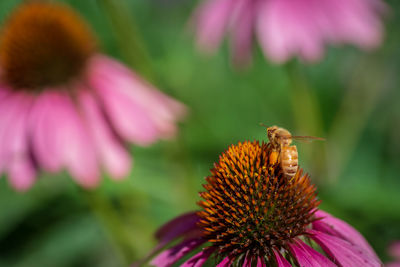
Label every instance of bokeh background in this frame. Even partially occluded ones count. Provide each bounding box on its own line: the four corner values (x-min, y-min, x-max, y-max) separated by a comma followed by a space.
0, 0, 399, 266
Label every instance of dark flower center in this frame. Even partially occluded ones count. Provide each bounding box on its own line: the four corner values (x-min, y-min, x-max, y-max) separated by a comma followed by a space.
197, 141, 320, 259
0, 1, 96, 90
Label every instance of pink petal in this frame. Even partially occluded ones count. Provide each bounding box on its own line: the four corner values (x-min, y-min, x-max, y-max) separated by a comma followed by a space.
313, 210, 379, 261
256, 0, 293, 63
309, 230, 382, 267
0, 93, 25, 172
181, 247, 215, 267
243, 252, 252, 267
255, 0, 384, 63
92, 56, 186, 123
155, 212, 201, 244
29, 91, 64, 172
229, 0, 254, 66
0, 92, 36, 190
8, 158, 36, 191
133, 212, 201, 267
150, 238, 205, 267
287, 239, 336, 267
5, 95, 36, 190
273, 249, 291, 267
88, 55, 185, 146
256, 257, 265, 267
325, 0, 383, 49
33, 91, 99, 187
216, 256, 232, 267
257, 0, 324, 63
389, 242, 400, 261
191, 0, 234, 53
0, 86, 11, 101
386, 263, 400, 267
78, 88, 132, 179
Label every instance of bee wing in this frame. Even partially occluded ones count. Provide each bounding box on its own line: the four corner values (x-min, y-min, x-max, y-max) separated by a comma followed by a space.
290, 135, 326, 143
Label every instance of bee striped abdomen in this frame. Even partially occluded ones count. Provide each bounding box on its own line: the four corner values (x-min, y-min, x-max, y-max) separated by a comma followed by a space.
281, 145, 298, 179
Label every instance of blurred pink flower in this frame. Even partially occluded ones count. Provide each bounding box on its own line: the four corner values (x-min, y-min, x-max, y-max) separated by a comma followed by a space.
387, 242, 400, 267
141, 141, 381, 267
191, 0, 386, 64
0, 2, 185, 191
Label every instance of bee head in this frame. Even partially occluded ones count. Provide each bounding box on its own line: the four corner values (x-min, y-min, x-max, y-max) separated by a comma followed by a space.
267, 126, 279, 144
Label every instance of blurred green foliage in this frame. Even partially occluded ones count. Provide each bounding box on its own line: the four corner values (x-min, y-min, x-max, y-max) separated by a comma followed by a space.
0, 0, 399, 266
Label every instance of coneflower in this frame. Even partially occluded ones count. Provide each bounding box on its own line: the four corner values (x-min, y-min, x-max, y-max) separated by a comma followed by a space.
146, 141, 381, 266
0, 1, 185, 191
190, 0, 386, 65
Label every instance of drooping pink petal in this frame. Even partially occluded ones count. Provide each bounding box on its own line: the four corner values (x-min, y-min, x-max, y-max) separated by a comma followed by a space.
257, 0, 324, 63
243, 252, 252, 267
155, 212, 201, 244
78, 87, 132, 179
192, 0, 234, 53
29, 91, 64, 172
0, 93, 25, 173
123, 71, 186, 140
88, 55, 185, 146
8, 158, 36, 191
0, 86, 11, 102
229, 0, 254, 66
0, 92, 36, 191
150, 238, 205, 267
313, 210, 379, 261
287, 239, 336, 267
92, 56, 186, 123
284, 0, 324, 61
191, 0, 384, 65
181, 247, 215, 267
386, 262, 400, 267
256, 257, 265, 267
326, 0, 383, 49
273, 249, 292, 267
388, 242, 400, 261
256, 257, 266, 267
133, 212, 202, 267
90, 72, 159, 145
32, 91, 99, 187
308, 229, 382, 267
1, 93, 36, 191
216, 256, 232, 267
256, 0, 289, 63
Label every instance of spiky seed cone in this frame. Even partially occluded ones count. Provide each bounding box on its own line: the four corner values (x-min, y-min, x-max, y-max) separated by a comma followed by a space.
197, 141, 320, 260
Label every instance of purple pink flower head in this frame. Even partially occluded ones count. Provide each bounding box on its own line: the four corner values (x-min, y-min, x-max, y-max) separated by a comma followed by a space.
0, 1, 185, 191
191, 0, 386, 65
144, 141, 381, 266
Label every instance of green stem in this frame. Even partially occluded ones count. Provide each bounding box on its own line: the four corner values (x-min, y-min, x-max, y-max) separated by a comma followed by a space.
97, 0, 154, 81
163, 132, 199, 211
326, 57, 388, 183
82, 189, 135, 266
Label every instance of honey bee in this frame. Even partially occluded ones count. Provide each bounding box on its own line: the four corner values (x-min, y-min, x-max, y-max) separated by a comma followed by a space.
263, 125, 324, 179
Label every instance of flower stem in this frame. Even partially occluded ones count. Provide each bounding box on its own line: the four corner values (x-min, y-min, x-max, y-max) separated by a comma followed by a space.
326, 57, 390, 182
82, 188, 135, 266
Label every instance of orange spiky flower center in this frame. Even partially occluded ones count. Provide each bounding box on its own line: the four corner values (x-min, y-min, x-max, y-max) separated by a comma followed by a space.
0, 1, 97, 90
197, 141, 320, 260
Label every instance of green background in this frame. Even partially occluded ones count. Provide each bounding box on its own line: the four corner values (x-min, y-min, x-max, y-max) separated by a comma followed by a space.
0, 0, 399, 266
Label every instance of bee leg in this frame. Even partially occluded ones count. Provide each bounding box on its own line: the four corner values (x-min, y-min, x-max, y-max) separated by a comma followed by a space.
269, 150, 280, 175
